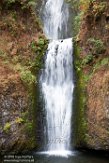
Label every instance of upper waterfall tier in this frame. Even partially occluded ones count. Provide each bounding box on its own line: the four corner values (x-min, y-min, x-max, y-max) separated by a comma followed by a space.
43, 0, 69, 39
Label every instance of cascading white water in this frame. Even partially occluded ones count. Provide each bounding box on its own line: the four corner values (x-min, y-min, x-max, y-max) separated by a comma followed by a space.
40, 0, 74, 156
43, 0, 69, 39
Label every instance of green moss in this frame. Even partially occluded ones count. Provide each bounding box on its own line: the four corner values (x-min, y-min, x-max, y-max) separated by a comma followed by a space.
24, 37, 48, 149
15, 117, 24, 124
21, 111, 29, 121
25, 122, 33, 134
31, 37, 48, 71
74, 42, 88, 147
20, 70, 36, 86
3, 122, 11, 133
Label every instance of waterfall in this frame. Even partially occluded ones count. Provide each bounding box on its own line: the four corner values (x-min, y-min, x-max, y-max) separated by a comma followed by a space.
43, 0, 69, 39
40, 0, 74, 156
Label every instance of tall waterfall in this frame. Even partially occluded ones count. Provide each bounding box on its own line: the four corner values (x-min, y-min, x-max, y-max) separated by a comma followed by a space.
40, 0, 74, 156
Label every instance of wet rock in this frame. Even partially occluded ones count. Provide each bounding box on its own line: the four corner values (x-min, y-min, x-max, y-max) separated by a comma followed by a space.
0, 61, 35, 153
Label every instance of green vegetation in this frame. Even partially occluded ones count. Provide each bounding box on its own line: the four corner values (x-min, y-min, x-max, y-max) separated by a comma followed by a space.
72, 0, 107, 39
30, 38, 47, 54
73, 0, 109, 149
92, 58, 109, 74
30, 41, 38, 53
15, 117, 24, 124
87, 38, 105, 55
100, 58, 109, 66
80, 0, 90, 11
4, 0, 16, 6
2, 0, 37, 10
0, 50, 7, 59
92, 1, 107, 14
0, 38, 48, 89
25, 122, 33, 133
74, 42, 108, 146
3, 122, 11, 133
74, 12, 84, 37
71, 0, 89, 37
82, 54, 93, 65
20, 111, 34, 136
30, 38, 48, 71
21, 111, 29, 121
20, 70, 36, 86
74, 43, 88, 146
75, 50, 109, 82
79, 0, 106, 13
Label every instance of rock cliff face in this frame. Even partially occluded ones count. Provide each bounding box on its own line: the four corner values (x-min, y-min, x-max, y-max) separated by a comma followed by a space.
0, 0, 47, 153
0, 60, 31, 152
87, 68, 109, 150
76, 0, 109, 150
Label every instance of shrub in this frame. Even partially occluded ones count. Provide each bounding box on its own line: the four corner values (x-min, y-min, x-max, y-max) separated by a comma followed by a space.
101, 58, 109, 66
93, 2, 106, 14
3, 0, 37, 10
88, 38, 105, 55
20, 70, 36, 85
82, 54, 93, 65
30, 41, 37, 53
